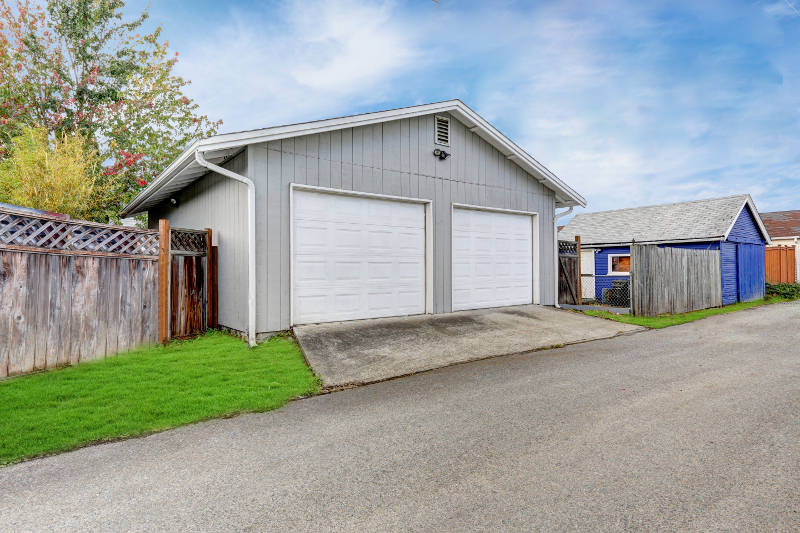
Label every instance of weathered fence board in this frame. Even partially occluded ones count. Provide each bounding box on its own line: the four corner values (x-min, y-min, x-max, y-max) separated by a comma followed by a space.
558, 239, 581, 305
0, 250, 158, 376
167, 227, 212, 340
170, 255, 208, 338
1, 205, 217, 378
765, 246, 795, 284
631, 244, 722, 316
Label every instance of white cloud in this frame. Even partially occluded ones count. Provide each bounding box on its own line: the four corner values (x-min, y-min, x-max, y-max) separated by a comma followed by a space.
167, 0, 799, 213
175, 0, 430, 130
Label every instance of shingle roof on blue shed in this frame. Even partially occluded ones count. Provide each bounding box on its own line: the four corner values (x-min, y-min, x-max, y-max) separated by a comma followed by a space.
559, 194, 770, 246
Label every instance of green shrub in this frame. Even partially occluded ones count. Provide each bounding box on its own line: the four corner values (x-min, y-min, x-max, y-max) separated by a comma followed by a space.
765, 282, 800, 300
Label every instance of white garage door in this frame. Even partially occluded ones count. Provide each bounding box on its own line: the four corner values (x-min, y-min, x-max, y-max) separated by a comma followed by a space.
452, 207, 533, 311
292, 189, 426, 324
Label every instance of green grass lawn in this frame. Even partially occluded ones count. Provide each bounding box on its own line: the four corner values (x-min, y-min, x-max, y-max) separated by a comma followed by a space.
584, 296, 793, 329
0, 331, 319, 466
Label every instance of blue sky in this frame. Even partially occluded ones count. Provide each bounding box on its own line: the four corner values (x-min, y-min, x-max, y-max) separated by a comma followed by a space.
126, 0, 799, 215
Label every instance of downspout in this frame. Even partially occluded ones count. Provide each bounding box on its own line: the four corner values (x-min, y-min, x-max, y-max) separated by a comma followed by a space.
195, 151, 257, 347
553, 207, 574, 308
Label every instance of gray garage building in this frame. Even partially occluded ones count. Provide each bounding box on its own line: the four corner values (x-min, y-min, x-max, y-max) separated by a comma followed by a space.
121, 100, 586, 344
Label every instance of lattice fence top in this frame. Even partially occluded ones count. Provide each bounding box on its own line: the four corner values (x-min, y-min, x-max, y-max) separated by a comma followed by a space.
170, 228, 207, 255
0, 207, 159, 257
558, 240, 578, 256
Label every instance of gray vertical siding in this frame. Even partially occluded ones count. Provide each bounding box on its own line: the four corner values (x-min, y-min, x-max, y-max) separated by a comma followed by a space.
150, 113, 558, 335
250, 112, 556, 333
148, 150, 249, 332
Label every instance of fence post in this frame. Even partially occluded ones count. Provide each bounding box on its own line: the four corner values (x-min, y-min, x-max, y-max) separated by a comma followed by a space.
575, 235, 582, 305
158, 219, 170, 343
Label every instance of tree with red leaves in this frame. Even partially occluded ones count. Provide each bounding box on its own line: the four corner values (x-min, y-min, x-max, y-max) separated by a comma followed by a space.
0, 0, 221, 222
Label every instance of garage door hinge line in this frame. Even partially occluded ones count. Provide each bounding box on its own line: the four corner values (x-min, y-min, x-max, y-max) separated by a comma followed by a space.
194, 150, 257, 347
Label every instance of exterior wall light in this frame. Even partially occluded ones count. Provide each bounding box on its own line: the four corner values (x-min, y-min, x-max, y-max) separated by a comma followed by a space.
433, 148, 450, 160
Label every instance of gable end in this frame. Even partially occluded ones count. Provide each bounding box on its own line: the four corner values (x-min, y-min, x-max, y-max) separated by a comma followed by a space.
725, 203, 766, 244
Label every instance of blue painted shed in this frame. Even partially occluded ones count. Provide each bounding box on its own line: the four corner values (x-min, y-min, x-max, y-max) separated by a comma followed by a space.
559, 195, 771, 306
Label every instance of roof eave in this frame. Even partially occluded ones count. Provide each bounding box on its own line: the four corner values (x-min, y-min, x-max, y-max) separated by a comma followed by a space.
121, 100, 586, 216
576, 236, 726, 247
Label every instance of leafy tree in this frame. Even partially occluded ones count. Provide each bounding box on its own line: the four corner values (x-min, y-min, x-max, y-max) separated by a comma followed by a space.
0, 0, 220, 221
0, 126, 117, 219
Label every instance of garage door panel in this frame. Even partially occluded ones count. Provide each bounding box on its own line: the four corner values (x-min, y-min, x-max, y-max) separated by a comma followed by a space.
293, 190, 426, 324
452, 208, 533, 311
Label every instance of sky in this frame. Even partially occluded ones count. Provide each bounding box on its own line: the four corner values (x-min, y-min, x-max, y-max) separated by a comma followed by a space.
126, 0, 799, 215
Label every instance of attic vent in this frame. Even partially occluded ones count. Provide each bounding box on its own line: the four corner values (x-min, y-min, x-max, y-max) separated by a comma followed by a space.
434, 115, 450, 146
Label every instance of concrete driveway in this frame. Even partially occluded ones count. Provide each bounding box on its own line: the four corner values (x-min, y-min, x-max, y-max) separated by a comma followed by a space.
1, 301, 798, 531
294, 304, 643, 387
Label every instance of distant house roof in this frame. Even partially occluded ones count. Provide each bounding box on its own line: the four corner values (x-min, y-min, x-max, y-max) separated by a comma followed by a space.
559, 194, 771, 246
760, 210, 800, 238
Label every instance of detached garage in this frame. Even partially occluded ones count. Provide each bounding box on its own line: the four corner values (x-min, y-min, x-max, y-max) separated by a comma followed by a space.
121, 100, 585, 343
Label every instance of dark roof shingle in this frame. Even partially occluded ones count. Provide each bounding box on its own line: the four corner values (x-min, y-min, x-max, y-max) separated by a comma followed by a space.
559, 195, 762, 245
760, 210, 800, 238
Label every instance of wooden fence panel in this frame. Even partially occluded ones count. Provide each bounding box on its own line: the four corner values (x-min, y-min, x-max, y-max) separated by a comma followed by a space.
165, 227, 212, 340
169, 255, 208, 338
0, 253, 10, 377
0, 250, 158, 376
632, 244, 722, 316
765, 246, 795, 284
1, 206, 217, 377
558, 240, 580, 305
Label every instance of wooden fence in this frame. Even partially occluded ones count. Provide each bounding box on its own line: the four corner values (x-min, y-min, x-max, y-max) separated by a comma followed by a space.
558, 237, 581, 305
631, 244, 722, 316
161, 220, 218, 339
765, 246, 796, 284
0, 206, 216, 378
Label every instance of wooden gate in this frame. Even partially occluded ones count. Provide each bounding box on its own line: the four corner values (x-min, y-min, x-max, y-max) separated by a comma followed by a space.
765, 246, 796, 283
158, 220, 218, 342
558, 238, 581, 305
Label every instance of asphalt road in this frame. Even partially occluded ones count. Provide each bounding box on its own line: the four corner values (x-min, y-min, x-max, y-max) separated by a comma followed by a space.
1, 302, 798, 532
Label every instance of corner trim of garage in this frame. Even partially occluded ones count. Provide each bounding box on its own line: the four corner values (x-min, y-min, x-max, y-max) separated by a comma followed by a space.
289, 183, 435, 325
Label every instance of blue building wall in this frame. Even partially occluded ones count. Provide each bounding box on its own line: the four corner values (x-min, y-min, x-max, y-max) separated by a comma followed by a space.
590, 203, 766, 305
720, 241, 739, 305
726, 205, 765, 244
594, 246, 630, 301
724, 205, 766, 302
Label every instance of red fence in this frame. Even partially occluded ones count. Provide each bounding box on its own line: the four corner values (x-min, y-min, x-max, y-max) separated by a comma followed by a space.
765, 246, 796, 284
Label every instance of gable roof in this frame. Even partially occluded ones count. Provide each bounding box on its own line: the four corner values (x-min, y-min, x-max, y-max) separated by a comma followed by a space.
760, 210, 800, 238
559, 194, 771, 246
120, 100, 585, 216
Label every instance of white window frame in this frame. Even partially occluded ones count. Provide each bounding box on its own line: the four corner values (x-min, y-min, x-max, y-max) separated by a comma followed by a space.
450, 203, 540, 307
607, 253, 631, 276
289, 183, 434, 325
